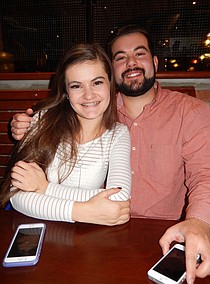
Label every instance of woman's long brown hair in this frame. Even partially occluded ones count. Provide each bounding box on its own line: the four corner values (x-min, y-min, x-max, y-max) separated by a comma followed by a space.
0, 43, 117, 206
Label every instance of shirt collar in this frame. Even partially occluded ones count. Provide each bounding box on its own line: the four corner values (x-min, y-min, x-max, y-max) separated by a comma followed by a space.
117, 80, 161, 113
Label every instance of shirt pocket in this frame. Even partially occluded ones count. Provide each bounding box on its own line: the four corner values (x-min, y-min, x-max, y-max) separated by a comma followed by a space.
148, 144, 183, 187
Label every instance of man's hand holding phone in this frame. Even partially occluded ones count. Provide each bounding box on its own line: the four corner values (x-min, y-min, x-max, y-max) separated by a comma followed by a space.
159, 218, 210, 283
147, 244, 201, 284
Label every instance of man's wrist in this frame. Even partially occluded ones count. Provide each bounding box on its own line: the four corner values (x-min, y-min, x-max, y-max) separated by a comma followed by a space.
36, 181, 49, 194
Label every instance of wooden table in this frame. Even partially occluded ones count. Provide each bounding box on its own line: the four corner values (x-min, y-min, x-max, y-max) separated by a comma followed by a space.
0, 210, 210, 284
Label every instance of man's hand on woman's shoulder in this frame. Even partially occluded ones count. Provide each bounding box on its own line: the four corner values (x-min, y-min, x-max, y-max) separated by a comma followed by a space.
11, 108, 33, 140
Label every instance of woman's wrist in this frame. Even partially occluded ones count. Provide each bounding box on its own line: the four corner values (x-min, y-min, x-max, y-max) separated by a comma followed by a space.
72, 201, 89, 223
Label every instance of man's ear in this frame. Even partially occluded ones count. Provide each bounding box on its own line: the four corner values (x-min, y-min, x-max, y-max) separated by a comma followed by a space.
153, 55, 158, 72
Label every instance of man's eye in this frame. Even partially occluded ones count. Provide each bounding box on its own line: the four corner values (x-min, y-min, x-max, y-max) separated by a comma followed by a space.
115, 56, 126, 62
136, 52, 144, 57
94, 80, 103, 86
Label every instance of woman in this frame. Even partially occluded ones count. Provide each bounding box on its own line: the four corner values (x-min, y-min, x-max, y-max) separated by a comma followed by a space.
1, 43, 131, 226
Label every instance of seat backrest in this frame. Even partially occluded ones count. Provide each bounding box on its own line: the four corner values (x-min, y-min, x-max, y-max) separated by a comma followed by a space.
163, 86, 196, 97
0, 90, 49, 184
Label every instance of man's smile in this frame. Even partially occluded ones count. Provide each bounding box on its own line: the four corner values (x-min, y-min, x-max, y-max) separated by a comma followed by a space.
122, 68, 144, 80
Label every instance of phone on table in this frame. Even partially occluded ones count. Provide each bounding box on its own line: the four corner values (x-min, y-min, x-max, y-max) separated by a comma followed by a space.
2, 223, 46, 268
147, 244, 186, 284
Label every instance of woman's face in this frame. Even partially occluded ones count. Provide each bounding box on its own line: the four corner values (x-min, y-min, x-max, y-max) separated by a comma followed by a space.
65, 60, 111, 124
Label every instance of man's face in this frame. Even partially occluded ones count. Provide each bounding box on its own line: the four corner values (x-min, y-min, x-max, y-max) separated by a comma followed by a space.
111, 32, 158, 97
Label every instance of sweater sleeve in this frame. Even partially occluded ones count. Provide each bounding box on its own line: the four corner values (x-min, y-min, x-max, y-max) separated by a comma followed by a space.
45, 182, 104, 201
104, 125, 131, 201
10, 190, 75, 222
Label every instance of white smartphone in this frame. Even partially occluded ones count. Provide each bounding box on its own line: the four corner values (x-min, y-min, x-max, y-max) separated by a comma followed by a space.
2, 223, 46, 268
147, 244, 186, 284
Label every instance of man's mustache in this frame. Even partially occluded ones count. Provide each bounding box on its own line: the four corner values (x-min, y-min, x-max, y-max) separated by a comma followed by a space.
122, 67, 145, 79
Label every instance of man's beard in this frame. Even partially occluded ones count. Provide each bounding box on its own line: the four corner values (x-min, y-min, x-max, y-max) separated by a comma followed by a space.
117, 67, 156, 97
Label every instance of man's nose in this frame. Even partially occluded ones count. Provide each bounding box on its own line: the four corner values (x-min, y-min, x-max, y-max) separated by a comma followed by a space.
126, 56, 138, 68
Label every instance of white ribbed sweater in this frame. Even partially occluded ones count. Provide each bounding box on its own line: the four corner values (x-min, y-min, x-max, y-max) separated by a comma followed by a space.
11, 123, 131, 222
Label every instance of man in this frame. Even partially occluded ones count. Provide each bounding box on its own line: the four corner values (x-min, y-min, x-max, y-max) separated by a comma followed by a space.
10, 25, 210, 283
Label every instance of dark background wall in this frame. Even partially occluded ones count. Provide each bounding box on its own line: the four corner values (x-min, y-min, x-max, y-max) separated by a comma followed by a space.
0, 0, 210, 72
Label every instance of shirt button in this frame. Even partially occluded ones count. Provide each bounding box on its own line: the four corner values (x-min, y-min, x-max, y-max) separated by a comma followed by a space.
134, 122, 138, 126
132, 146, 136, 151
132, 171, 134, 175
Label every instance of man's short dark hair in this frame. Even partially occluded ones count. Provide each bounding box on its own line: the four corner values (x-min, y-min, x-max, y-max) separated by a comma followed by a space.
107, 24, 155, 58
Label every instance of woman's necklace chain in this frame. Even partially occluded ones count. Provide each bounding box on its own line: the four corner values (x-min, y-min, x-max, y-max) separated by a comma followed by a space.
76, 139, 97, 188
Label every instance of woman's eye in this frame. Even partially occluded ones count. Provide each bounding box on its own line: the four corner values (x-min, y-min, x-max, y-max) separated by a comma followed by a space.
70, 84, 80, 89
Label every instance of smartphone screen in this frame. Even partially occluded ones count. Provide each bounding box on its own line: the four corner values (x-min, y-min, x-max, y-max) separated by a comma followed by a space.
153, 247, 185, 281
147, 244, 186, 284
3, 223, 46, 267
8, 227, 43, 258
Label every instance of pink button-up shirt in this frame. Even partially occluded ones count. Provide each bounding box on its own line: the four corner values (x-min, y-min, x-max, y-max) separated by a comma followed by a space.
117, 82, 210, 222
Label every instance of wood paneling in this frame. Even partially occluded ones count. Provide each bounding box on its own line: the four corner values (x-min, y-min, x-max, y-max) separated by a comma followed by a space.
0, 90, 50, 183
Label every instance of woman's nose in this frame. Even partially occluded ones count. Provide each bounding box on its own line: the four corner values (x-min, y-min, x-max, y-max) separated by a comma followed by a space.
83, 86, 95, 100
